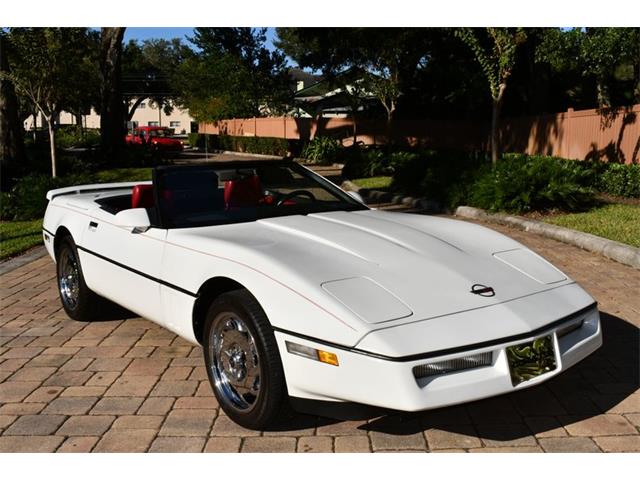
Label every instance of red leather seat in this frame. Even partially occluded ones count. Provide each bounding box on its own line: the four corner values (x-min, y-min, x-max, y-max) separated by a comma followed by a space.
224, 175, 263, 209
131, 184, 154, 209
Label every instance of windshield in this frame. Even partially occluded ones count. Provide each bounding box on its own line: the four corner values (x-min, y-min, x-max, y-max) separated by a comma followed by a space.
154, 162, 368, 228
148, 129, 171, 138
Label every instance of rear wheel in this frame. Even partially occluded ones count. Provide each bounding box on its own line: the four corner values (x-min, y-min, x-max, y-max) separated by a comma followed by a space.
203, 289, 287, 430
56, 237, 101, 321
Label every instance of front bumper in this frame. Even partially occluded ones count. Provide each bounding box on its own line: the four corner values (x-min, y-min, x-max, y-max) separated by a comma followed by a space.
275, 306, 601, 412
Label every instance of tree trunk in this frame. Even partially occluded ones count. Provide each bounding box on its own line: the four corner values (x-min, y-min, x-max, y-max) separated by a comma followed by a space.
490, 84, 507, 166
385, 102, 396, 146
0, 33, 26, 173
46, 117, 57, 177
127, 96, 147, 121
100, 28, 126, 161
32, 108, 37, 141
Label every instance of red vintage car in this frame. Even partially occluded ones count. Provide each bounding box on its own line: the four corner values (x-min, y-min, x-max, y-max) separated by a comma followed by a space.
125, 126, 184, 153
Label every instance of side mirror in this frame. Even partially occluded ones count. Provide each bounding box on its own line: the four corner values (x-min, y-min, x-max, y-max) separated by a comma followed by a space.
115, 208, 151, 233
346, 190, 365, 204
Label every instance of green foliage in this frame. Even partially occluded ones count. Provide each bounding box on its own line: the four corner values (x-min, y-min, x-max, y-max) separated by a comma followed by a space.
323, 142, 640, 212
389, 150, 489, 207
469, 154, 596, 213
455, 28, 526, 101
340, 148, 394, 178
301, 137, 342, 165
3, 28, 100, 176
176, 28, 291, 121
276, 28, 435, 121
536, 28, 640, 106
1, 168, 152, 221
55, 126, 101, 149
596, 163, 640, 198
209, 135, 289, 157
187, 132, 201, 148
1, 174, 90, 221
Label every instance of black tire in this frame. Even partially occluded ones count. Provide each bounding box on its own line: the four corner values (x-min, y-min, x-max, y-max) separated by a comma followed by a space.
203, 289, 287, 430
56, 236, 101, 321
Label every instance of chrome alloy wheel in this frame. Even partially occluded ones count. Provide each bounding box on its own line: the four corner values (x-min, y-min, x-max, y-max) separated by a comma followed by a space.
209, 313, 262, 411
59, 248, 80, 310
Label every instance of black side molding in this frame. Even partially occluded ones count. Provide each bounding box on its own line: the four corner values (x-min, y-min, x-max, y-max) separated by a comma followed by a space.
75, 245, 198, 298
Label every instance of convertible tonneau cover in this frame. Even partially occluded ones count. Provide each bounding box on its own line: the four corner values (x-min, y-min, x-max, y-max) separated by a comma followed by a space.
46, 181, 151, 201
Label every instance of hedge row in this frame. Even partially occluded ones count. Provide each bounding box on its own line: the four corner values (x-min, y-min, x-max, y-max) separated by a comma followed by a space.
343, 148, 640, 213
189, 133, 290, 157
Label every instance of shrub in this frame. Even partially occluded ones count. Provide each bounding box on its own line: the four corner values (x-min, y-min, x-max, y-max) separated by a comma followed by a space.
192, 134, 290, 156
301, 137, 342, 165
390, 149, 489, 206
596, 163, 640, 198
55, 126, 100, 149
188, 132, 201, 148
237, 136, 289, 156
1, 173, 92, 221
469, 154, 596, 213
341, 148, 393, 178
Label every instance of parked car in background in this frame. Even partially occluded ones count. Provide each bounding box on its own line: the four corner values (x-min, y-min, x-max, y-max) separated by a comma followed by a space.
125, 126, 184, 153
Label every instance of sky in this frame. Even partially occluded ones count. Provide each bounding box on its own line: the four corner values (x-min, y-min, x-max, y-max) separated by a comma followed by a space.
123, 27, 279, 51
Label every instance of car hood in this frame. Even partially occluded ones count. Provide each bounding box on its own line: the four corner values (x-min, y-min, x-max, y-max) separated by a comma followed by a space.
172, 210, 572, 332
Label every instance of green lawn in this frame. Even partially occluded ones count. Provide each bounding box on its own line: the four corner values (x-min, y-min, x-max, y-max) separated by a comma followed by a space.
351, 176, 393, 190
545, 204, 640, 248
0, 219, 44, 260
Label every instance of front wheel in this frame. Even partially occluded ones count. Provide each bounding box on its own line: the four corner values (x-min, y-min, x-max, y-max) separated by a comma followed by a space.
203, 289, 287, 430
56, 237, 101, 321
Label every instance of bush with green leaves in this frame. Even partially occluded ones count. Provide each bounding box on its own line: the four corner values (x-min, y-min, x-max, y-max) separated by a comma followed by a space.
1, 173, 92, 221
341, 148, 393, 178
389, 149, 489, 207
188, 132, 201, 148
301, 137, 342, 165
469, 154, 596, 213
215, 135, 290, 156
55, 126, 100, 149
596, 163, 640, 198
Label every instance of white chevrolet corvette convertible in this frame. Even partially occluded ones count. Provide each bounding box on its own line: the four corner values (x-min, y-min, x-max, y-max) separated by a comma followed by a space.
43, 160, 602, 429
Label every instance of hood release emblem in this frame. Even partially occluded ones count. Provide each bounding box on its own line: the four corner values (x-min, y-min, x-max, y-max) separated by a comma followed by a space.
471, 284, 495, 297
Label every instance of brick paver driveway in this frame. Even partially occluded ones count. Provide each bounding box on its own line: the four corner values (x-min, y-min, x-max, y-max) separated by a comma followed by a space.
0, 213, 638, 452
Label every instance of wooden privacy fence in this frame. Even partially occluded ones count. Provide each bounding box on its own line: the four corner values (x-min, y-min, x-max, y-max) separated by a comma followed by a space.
200, 104, 640, 164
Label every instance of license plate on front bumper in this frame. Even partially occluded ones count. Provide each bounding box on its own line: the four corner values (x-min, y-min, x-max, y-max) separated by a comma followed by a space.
506, 335, 557, 386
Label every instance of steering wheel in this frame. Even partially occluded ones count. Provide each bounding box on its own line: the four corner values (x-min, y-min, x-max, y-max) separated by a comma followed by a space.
276, 190, 317, 206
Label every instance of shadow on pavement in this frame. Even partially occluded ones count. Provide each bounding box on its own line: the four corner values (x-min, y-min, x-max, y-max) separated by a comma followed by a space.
84, 299, 139, 322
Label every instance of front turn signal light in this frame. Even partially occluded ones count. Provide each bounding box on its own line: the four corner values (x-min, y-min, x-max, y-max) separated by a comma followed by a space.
317, 350, 339, 366
286, 341, 339, 366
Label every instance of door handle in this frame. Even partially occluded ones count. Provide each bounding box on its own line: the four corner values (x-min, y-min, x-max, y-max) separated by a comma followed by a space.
89, 221, 98, 229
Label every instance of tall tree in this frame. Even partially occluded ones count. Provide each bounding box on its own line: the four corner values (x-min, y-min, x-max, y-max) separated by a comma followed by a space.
0, 31, 26, 174
456, 28, 526, 165
100, 27, 126, 161
176, 28, 290, 121
276, 28, 433, 131
2, 28, 93, 177
122, 38, 192, 121
537, 28, 640, 109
